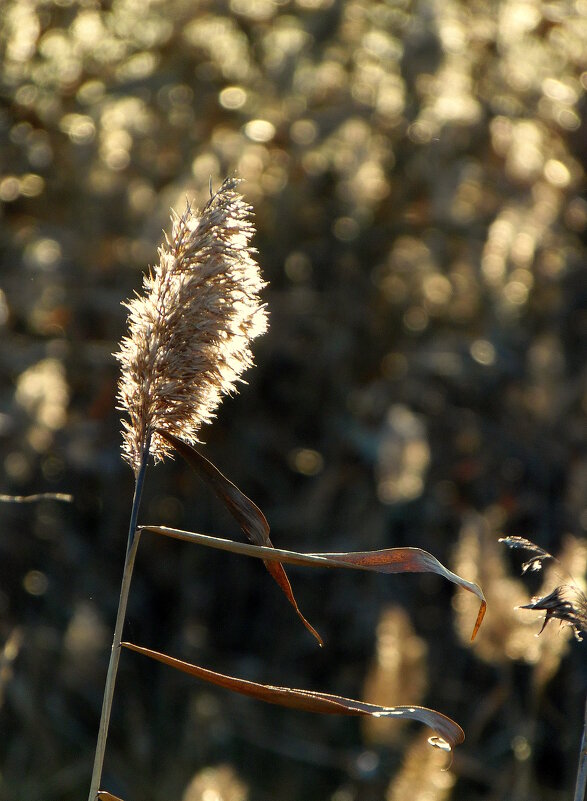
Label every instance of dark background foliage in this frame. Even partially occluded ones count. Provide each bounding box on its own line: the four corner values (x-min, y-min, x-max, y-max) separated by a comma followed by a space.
0, 1, 585, 799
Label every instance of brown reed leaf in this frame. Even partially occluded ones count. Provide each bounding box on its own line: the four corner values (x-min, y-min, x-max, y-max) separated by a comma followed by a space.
158, 430, 323, 646
115, 177, 267, 474
97, 792, 125, 801
140, 525, 486, 640
159, 431, 271, 544
122, 642, 465, 753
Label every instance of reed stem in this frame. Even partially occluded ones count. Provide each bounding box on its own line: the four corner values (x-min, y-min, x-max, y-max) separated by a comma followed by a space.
87, 442, 150, 801
574, 695, 587, 801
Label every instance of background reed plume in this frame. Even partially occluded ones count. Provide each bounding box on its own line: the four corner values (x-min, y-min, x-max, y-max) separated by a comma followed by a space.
115, 177, 268, 474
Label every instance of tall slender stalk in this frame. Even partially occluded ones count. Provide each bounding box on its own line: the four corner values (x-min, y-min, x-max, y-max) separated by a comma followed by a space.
87, 443, 149, 801
94, 179, 267, 796
574, 696, 587, 801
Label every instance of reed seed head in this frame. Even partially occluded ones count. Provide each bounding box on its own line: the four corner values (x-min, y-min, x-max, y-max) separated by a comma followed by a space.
115, 177, 268, 474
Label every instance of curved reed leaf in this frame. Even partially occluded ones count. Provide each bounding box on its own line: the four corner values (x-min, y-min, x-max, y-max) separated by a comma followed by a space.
123, 642, 464, 753
140, 525, 486, 640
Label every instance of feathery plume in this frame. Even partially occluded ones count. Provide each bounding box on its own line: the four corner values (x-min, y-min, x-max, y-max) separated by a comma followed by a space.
116, 178, 268, 474
521, 585, 587, 641
500, 535, 587, 641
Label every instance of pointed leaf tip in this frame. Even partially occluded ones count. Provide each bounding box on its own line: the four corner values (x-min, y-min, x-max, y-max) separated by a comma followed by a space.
470, 599, 486, 641
264, 559, 324, 646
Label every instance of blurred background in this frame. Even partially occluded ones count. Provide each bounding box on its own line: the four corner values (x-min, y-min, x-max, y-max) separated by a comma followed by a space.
0, 0, 586, 799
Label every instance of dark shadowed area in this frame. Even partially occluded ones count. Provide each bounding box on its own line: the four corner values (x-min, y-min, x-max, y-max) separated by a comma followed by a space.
0, 1, 585, 800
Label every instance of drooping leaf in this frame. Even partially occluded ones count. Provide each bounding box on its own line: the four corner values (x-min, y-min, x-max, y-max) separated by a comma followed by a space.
141, 525, 486, 640
122, 642, 464, 753
158, 430, 323, 646
158, 431, 271, 545
96, 792, 125, 801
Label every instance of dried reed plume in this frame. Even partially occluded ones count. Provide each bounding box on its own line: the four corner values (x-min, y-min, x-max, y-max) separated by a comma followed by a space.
521, 585, 587, 641
116, 177, 268, 474
500, 536, 587, 640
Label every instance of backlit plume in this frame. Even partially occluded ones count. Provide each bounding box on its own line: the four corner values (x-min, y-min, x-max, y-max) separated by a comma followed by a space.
116, 178, 268, 474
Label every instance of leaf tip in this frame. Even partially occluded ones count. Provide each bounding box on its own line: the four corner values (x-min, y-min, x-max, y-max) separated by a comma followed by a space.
428, 734, 457, 769
470, 599, 487, 641
306, 620, 324, 647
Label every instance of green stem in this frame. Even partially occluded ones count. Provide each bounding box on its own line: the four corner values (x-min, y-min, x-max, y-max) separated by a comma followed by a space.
88, 444, 150, 801
574, 696, 587, 801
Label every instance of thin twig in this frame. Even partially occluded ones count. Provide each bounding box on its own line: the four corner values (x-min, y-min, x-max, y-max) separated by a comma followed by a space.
0, 493, 73, 503
574, 695, 587, 801
87, 442, 149, 801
